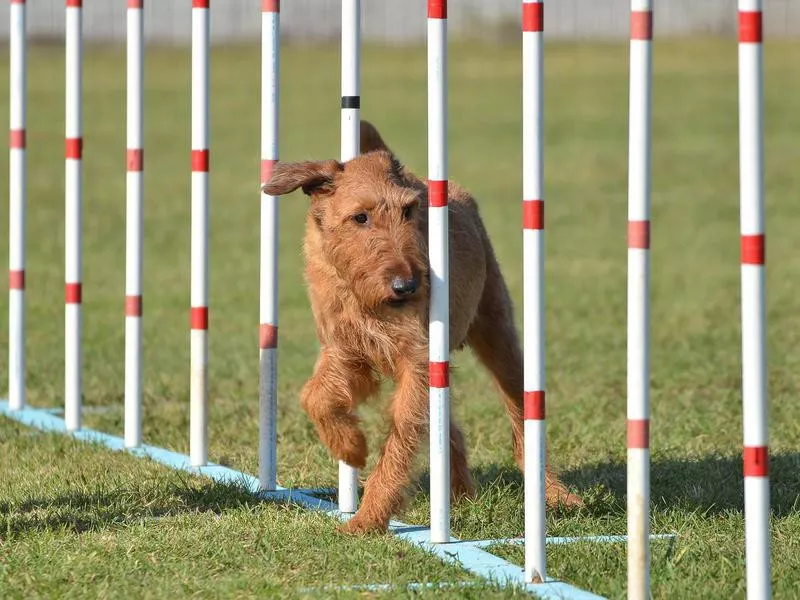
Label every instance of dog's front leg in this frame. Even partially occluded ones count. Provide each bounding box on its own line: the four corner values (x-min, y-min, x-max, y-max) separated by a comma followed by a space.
341, 361, 427, 534
300, 349, 377, 470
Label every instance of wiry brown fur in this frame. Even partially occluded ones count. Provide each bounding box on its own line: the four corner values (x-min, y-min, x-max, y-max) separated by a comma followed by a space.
262, 121, 582, 534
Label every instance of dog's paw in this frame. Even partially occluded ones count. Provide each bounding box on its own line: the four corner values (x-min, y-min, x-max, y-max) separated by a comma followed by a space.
339, 514, 388, 536
545, 482, 584, 509
332, 429, 368, 470
451, 477, 477, 502
560, 490, 585, 508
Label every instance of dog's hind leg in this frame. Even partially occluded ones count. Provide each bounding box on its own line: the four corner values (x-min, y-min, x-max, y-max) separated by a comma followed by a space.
450, 419, 476, 501
466, 255, 583, 508
300, 349, 378, 470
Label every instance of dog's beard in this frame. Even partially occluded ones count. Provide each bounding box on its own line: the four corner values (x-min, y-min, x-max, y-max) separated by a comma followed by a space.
387, 297, 411, 308
330, 242, 427, 314
347, 275, 426, 316
347, 274, 395, 311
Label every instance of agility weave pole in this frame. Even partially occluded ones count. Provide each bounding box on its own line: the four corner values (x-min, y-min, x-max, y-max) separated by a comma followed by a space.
189, 0, 211, 467
64, 0, 83, 433
427, 0, 451, 546
125, 0, 144, 449
521, 0, 547, 584
8, 0, 25, 413
626, 1, 653, 598
1, 0, 767, 597
259, 0, 280, 492
738, 1, 772, 599
337, 0, 361, 515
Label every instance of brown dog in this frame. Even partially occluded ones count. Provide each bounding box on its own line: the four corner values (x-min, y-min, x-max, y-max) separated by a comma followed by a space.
262, 121, 581, 534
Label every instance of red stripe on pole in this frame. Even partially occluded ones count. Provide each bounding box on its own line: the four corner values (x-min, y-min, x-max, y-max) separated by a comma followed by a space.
192, 0, 209, 8
427, 0, 446, 19
128, 0, 143, 7
9, 270, 25, 290
429, 361, 449, 388
66, 0, 82, 6
65, 283, 82, 304
65, 138, 83, 160
192, 150, 209, 172
524, 391, 545, 420
523, 200, 544, 230
261, 159, 277, 184
743, 445, 769, 477
739, 11, 763, 44
10, 129, 26, 149
125, 295, 143, 317
127, 149, 143, 172
628, 220, 650, 249
741, 234, 765, 265
259, 324, 278, 349
191, 307, 209, 330
428, 180, 448, 208
11, 0, 26, 4
627, 419, 650, 449
262, 0, 279, 12
630, 11, 653, 41
522, 2, 543, 32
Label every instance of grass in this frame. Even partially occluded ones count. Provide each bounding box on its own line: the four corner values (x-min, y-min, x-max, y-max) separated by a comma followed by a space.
1, 37, 800, 598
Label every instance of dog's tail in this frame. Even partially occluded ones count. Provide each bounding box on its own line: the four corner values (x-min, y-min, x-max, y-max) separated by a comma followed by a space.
360, 120, 392, 154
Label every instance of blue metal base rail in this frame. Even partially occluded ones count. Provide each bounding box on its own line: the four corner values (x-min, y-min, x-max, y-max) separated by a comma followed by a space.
0, 400, 675, 598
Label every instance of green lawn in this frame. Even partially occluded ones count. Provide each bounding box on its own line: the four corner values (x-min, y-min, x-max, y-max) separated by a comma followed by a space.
1, 38, 800, 599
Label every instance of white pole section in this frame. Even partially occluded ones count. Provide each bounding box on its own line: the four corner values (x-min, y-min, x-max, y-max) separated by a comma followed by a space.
65, 0, 83, 432
125, 0, 145, 448
626, 2, 653, 599
428, 0, 450, 544
522, 0, 546, 584
8, 0, 27, 412
259, 0, 280, 491
190, 0, 210, 467
337, 0, 361, 514
738, 2, 771, 598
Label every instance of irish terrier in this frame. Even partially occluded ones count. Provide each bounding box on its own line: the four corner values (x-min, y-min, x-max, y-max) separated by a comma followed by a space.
261, 121, 582, 534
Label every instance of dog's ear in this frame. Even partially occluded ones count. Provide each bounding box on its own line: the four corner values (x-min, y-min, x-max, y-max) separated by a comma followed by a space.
261, 160, 343, 197
360, 120, 392, 154
360, 120, 414, 184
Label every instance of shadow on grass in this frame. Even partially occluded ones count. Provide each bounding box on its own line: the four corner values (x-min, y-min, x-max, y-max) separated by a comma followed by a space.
5, 452, 798, 541
0, 475, 291, 539
448, 451, 800, 518
561, 450, 800, 517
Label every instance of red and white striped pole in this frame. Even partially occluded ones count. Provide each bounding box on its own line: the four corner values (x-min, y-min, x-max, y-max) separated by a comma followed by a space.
8, 0, 27, 412
338, 0, 361, 514
259, 0, 280, 491
190, 0, 210, 467
626, 1, 653, 598
65, 0, 83, 432
738, 2, 771, 598
125, 0, 144, 448
427, 0, 450, 544
522, 0, 546, 583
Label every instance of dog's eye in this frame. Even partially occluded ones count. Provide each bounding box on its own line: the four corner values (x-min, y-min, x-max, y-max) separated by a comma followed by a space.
402, 205, 414, 220
353, 213, 368, 225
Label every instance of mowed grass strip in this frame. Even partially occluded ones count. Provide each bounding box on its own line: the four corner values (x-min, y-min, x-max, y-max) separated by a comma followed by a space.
0, 420, 494, 599
0, 38, 799, 598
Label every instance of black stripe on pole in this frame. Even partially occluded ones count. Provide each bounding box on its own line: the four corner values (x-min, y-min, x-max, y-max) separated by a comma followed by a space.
341, 96, 360, 109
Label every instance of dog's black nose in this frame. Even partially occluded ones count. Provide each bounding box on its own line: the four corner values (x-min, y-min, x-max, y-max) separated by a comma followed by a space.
391, 276, 418, 297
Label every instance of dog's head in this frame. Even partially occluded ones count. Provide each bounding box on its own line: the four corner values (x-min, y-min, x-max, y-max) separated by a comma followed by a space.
262, 124, 427, 311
